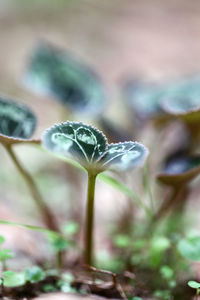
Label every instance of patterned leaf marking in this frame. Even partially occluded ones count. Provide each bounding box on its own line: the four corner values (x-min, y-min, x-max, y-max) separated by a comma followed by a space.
43, 122, 108, 166
100, 142, 148, 171
0, 97, 36, 139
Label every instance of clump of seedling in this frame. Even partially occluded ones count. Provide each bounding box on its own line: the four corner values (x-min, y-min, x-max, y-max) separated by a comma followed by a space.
42, 121, 148, 265
0, 96, 59, 232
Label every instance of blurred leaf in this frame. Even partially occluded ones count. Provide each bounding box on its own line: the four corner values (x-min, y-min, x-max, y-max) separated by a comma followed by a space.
0, 96, 36, 145
48, 232, 70, 252
113, 234, 130, 248
178, 236, 200, 261
25, 266, 45, 283
149, 237, 170, 267
62, 221, 79, 235
0, 219, 63, 238
2, 270, 25, 287
25, 42, 106, 115
160, 266, 174, 280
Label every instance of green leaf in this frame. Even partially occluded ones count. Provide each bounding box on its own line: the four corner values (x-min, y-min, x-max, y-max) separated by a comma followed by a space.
100, 142, 148, 172
25, 266, 45, 283
25, 42, 105, 115
188, 280, 200, 289
2, 270, 25, 287
0, 96, 36, 142
0, 249, 14, 261
178, 236, 200, 261
42, 121, 108, 169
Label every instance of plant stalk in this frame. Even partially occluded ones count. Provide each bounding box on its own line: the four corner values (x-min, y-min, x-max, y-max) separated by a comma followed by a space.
84, 172, 97, 265
4, 144, 59, 232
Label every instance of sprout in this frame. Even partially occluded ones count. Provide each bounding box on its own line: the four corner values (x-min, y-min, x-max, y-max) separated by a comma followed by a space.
24, 42, 106, 116
0, 96, 59, 233
155, 153, 200, 221
42, 121, 148, 265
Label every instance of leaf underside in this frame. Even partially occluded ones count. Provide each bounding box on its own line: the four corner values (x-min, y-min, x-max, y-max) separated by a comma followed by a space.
100, 142, 148, 171
25, 42, 105, 115
0, 97, 36, 141
43, 121, 148, 172
42, 121, 108, 168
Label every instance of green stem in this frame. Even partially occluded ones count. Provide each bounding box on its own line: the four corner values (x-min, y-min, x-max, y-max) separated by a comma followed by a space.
4, 144, 59, 232
84, 172, 97, 266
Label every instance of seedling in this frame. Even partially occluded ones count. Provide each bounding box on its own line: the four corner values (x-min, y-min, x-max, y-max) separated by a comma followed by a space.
0, 96, 59, 232
155, 154, 200, 221
42, 121, 148, 265
24, 41, 105, 116
188, 281, 200, 296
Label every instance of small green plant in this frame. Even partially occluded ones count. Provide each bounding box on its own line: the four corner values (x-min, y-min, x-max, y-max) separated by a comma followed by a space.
42, 121, 148, 265
188, 280, 200, 296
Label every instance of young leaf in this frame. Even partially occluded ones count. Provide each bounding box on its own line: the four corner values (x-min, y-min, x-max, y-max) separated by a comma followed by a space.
0, 96, 36, 145
100, 142, 148, 171
188, 281, 200, 289
42, 121, 108, 169
25, 42, 106, 115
